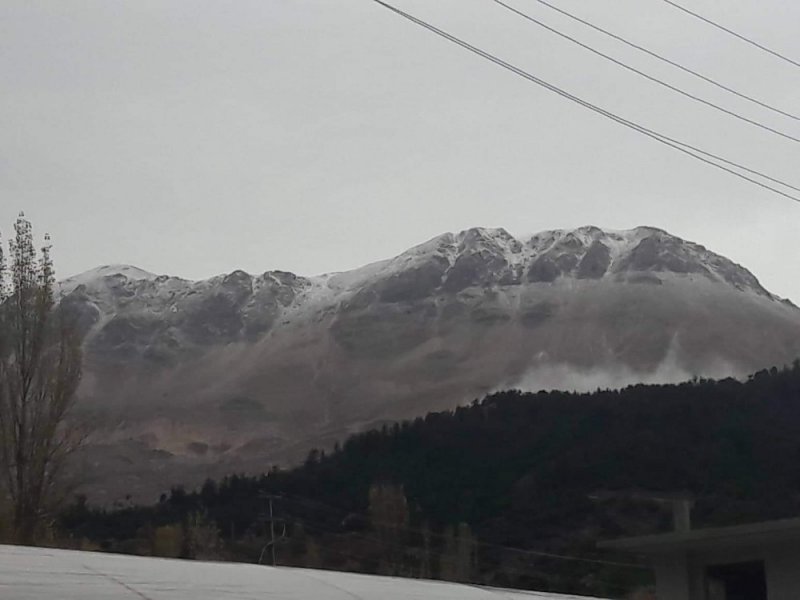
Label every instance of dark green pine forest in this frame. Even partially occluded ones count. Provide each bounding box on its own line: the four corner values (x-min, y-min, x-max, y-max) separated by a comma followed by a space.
60, 362, 800, 598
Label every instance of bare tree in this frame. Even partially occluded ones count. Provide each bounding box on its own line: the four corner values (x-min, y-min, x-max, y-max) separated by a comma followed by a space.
0, 213, 82, 544
440, 522, 477, 582
368, 482, 410, 575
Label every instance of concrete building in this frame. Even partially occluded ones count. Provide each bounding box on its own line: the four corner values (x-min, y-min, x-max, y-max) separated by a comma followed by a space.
600, 517, 800, 600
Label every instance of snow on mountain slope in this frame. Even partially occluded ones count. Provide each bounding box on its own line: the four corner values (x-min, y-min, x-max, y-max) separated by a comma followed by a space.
60, 226, 781, 326
59, 264, 160, 294
60, 226, 800, 502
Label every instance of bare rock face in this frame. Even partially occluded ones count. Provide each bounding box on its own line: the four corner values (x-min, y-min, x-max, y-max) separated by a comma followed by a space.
61, 227, 800, 503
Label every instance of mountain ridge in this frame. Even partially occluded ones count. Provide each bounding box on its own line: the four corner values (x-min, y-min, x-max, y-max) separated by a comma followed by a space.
59, 225, 800, 502
60, 225, 783, 303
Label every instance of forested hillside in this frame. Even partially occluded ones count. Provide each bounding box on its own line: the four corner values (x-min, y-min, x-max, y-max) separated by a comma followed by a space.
61, 362, 800, 598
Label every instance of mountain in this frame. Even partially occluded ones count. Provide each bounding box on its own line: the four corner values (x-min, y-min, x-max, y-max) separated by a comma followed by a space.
62, 226, 800, 501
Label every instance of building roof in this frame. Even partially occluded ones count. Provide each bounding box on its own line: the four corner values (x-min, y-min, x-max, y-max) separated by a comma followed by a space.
0, 544, 608, 600
599, 517, 800, 555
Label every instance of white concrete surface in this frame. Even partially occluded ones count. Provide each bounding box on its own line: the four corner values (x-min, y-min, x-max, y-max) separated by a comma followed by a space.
0, 544, 607, 600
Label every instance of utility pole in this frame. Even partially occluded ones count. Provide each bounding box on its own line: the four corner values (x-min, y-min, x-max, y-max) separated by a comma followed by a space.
258, 493, 284, 566
269, 496, 276, 566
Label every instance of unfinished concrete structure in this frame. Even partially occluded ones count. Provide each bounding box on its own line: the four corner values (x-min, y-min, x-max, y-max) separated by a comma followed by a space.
600, 517, 800, 600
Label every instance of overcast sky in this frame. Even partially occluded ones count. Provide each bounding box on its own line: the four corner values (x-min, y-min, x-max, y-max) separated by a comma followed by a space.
2, 0, 799, 301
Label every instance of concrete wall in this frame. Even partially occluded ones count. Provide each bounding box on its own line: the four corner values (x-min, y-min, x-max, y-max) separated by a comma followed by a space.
653, 543, 800, 600
764, 546, 800, 600
653, 553, 692, 600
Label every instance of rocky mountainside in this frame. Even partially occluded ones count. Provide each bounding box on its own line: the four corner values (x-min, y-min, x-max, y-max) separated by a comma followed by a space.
62, 226, 800, 502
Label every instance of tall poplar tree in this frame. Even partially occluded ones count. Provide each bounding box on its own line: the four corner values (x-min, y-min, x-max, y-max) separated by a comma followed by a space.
0, 213, 82, 544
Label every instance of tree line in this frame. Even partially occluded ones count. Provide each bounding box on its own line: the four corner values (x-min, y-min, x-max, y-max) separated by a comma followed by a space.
58, 362, 800, 598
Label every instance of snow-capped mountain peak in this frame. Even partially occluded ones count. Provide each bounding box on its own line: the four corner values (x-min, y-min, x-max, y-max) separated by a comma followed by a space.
60, 264, 158, 290
56, 226, 772, 304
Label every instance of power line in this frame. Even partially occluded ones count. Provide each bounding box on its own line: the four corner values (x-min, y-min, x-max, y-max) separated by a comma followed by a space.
295, 518, 638, 596
523, 0, 800, 121
659, 0, 800, 70
369, 0, 800, 204
491, 0, 800, 145
279, 492, 648, 570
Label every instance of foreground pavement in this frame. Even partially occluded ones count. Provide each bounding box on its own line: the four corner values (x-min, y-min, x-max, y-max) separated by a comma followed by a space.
0, 544, 608, 600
